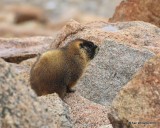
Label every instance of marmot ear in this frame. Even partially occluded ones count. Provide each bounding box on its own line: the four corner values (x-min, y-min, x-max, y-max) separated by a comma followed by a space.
80, 43, 84, 48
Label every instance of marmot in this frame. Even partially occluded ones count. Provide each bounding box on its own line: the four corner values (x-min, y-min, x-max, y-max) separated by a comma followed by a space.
30, 39, 99, 99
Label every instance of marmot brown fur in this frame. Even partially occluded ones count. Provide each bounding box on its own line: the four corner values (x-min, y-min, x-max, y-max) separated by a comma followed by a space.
30, 39, 99, 99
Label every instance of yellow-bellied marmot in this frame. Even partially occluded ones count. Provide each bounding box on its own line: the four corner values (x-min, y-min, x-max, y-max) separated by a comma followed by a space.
30, 39, 99, 99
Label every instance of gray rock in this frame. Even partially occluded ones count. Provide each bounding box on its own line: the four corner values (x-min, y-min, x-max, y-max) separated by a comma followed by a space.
39, 93, 73, 128
0, 58, 72, 128
77, 40, 154, 106
108, 54, 160, 128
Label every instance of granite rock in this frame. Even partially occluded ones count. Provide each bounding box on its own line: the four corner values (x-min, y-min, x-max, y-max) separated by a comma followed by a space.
108, 54, 160, 128
77, 40, 154, 105
0, 58, 72, 128
109, 0, 160, 27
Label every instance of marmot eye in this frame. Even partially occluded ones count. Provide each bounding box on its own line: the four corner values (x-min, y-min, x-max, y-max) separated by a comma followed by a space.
88, 45, 92, 48
80, 42, 94, 49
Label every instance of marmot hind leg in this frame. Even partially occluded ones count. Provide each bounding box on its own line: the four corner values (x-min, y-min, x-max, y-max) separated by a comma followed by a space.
67, 81, 77, 93
67, 86, 76, 93
55, 84, 67, 99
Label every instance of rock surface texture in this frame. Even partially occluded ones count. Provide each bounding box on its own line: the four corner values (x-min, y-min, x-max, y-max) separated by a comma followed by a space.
109, 0, 160, 27
108, 54, 160, 128
0, 58, 72, 128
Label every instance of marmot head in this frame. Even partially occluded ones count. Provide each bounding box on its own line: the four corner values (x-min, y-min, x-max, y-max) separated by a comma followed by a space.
65, 39, 99, 62
79, 39, 99, 60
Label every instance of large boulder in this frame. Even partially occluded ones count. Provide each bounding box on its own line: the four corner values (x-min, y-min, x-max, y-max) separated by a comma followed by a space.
109, 0, 160, 27
108, 54, 160, 128
77, 40, 154, 105
0, 58, 72, 128
51, 20, 158, 105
